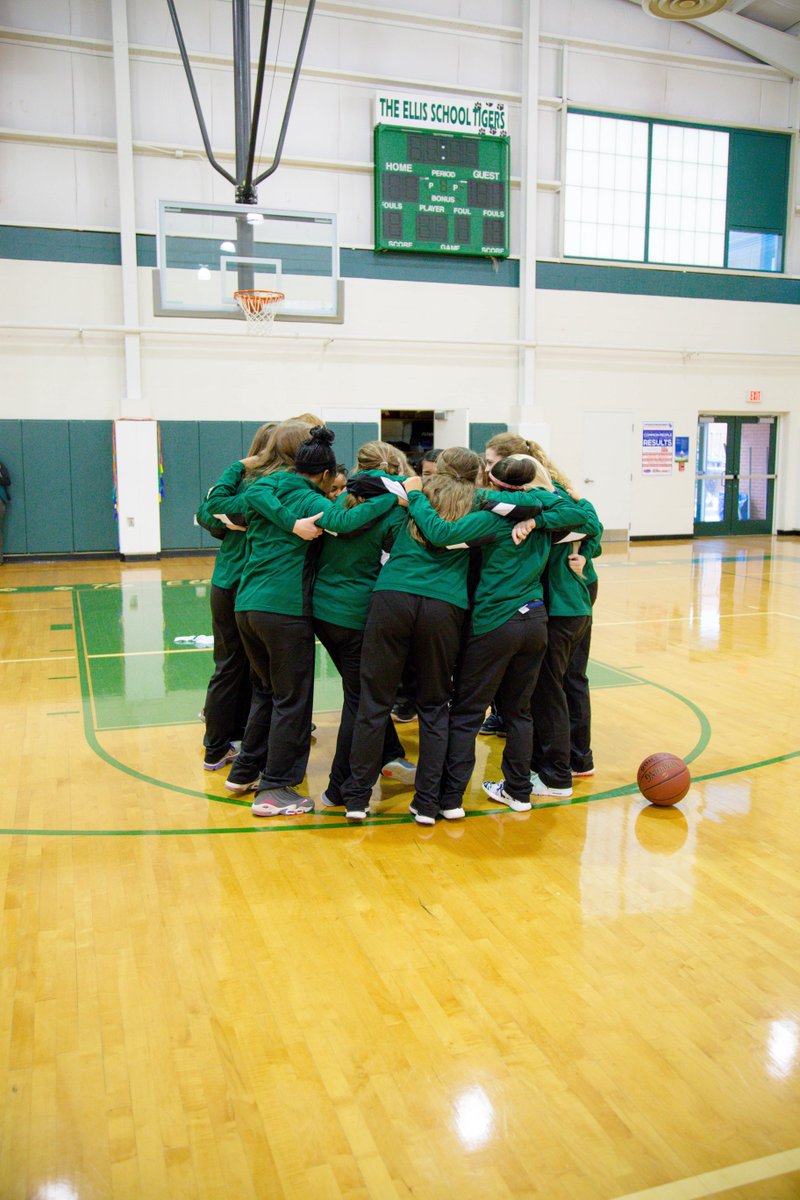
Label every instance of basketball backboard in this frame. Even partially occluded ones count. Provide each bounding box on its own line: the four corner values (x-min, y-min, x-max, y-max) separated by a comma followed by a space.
153, 200, 343, 323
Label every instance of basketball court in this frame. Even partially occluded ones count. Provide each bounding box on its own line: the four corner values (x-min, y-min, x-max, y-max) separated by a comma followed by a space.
2, 536, 799, 1198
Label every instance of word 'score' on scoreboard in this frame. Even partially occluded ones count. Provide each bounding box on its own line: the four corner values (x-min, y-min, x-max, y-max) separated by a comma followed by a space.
374, 125, 510, 259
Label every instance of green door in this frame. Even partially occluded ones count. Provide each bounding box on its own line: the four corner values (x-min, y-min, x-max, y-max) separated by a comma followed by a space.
694, 415, 777, 536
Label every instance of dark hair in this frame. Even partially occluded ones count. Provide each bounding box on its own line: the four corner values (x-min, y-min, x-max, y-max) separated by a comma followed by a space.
489, 454, 538, 489
334, 463, 348, 478
295, 425, 336, 477
420, 448, 443, 465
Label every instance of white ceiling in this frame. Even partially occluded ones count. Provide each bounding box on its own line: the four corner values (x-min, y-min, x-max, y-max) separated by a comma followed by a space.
626, 0, 800, 75
732, 0, 800, 35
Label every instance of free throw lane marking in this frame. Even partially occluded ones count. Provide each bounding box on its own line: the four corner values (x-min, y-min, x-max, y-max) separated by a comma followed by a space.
612, 1146, 800, 1199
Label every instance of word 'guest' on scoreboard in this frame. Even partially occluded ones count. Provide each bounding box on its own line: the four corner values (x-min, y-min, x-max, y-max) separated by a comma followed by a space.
374, 124, 510, 258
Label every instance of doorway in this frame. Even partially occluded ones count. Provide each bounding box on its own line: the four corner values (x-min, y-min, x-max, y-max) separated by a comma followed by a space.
381, 410, 434, 468
694, 415, 777, 536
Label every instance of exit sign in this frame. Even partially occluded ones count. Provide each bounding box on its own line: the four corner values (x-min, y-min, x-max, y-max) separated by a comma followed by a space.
748, 390, 762, 404
374, 124, 510, 259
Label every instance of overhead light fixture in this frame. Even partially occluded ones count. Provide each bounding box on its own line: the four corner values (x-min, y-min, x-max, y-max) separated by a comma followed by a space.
246, 212, 264, 225
220, 240, 236, 253
197, 266, 211, 281
641, 0, 732, 17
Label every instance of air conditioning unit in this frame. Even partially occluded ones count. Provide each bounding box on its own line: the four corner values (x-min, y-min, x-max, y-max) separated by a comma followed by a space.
641, 0, 732, 17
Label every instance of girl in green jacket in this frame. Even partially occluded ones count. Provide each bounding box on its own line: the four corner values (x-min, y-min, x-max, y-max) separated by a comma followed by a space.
231, 426, 401, 819
340, 447, 533, 826
311, 440, 416, 808
195, 421, 275, 772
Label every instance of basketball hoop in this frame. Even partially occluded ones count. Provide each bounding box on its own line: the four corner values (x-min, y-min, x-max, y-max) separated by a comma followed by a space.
233, 289, 285, 335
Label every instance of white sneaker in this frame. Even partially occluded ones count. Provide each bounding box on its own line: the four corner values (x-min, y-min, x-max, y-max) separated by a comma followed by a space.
571, 767, 595, 778
481, 780, 531, 813
381, 757, 417, 782
440, 805, 465, 821
320, 790, 343, 808
530, 772, 573, 798
409, 803, 436, 826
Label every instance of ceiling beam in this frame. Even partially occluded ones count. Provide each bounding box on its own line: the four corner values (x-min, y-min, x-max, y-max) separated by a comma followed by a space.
622, 1, 800, 78
692, 10, 800, 77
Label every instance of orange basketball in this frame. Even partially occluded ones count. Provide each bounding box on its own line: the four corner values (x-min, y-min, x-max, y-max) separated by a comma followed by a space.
637, 753, 691, 807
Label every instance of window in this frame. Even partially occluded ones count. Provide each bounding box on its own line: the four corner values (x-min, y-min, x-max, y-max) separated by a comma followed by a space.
564, 112, 789, 273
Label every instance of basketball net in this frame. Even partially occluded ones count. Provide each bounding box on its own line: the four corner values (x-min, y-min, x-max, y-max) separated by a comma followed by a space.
233, 289, 285, 335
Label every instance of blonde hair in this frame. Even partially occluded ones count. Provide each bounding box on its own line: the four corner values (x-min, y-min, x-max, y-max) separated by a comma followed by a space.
247, 422, 277, 457
486, 432, 576, 496
339, 440, 407, 508
291, 411, 324, 428
391, 447, 412, 475
245, 420, 311, 479
409, 446, 482, 545
355, 440, 395, 472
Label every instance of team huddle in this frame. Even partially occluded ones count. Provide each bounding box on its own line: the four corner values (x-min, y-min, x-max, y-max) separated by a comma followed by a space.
196, 417, 602, 826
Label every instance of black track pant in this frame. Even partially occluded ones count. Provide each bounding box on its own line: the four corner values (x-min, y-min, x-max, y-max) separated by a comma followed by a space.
341, 591, 465, 813
314, 618, 405, 804
202, 582, 253, 760
530, 615, 591, 789
563, 581, 598, 772
440, 608, 548, 808
235, 610, 315, 790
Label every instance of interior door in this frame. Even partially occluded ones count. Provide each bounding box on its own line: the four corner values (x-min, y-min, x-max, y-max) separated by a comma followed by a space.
582, 412, 633, 537
694, 416, 776, 536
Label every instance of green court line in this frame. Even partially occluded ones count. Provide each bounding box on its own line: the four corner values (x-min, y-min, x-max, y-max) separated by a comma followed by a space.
50, 623, 73, 631
1, 749, 798, 837
0, 610, 724, 837
49, 675, 77, 680
47, 710, 80, 717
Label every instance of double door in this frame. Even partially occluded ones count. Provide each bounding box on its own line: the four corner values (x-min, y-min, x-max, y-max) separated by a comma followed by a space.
694, 415, 777, 536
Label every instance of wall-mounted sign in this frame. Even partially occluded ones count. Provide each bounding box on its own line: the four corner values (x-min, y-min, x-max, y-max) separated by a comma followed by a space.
375, 92, 508, 136
642, 422, 674, 475
374, 124, 510, 258
674, 436, 690, 462
747, 390, 762, 404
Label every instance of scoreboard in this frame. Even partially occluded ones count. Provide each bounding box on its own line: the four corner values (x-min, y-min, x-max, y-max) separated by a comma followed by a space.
374, 125, 510, 258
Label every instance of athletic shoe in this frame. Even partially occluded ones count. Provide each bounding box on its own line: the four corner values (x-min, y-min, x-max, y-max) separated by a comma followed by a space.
478, 712, 507, 737
310, 722, 317, 734
409, 802, 437, 826
320, 790, 343, 808
203, 745, 237, 771
391, 701, 417, 723
530, 771, 573, 798
251, 786, 314, 817
224, 775, 260, 795
381, 757, 417, 782
482, 780, 532, 812
571, 768, 595, 778
440, 805, 465, 821
345, 806, 368, 822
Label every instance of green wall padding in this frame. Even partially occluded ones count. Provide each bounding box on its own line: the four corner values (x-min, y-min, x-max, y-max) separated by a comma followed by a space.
159, 422, 202, 551
69, 421, 117, 552
23, 421, 74, 553
0, 420, 25, 554
469, 423, 507, 453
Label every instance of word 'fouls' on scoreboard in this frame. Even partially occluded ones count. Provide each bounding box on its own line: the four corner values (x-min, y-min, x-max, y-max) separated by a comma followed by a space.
373, 125, 510, 259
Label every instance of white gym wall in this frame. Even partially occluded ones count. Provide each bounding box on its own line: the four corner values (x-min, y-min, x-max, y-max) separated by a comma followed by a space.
0, 0, 798, 538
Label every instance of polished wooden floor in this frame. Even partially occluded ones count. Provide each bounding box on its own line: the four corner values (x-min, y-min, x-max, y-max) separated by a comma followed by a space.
1, 537, 799, 1200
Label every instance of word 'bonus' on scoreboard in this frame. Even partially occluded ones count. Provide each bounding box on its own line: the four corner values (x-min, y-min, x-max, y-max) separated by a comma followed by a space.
373, 125, 510, 259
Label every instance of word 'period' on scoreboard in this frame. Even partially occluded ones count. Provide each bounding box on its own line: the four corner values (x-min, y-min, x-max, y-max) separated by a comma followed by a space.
374, 125, 510, 258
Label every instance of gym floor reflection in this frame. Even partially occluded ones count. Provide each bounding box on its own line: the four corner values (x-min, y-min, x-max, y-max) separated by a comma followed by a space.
1, 536, 799, 1200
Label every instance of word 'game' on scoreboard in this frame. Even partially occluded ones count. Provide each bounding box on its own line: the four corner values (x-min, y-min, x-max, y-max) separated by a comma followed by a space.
374, 124, 510, 259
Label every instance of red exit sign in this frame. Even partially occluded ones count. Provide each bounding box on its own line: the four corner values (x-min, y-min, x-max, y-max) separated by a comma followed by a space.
747, 390, 762, 404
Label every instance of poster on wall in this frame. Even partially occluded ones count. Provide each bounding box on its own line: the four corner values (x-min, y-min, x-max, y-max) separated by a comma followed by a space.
641, 423, 674, 475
